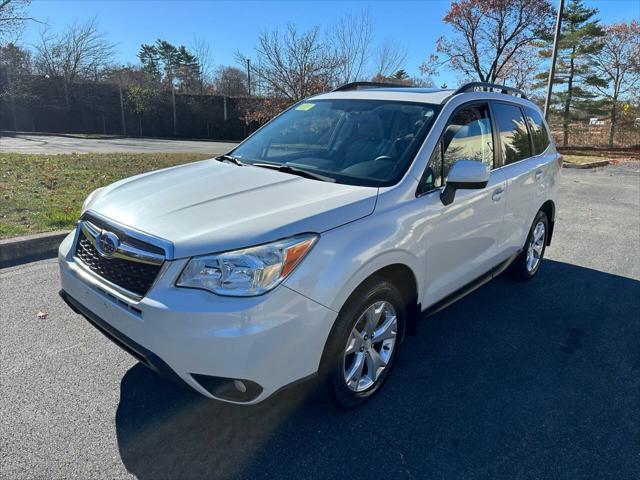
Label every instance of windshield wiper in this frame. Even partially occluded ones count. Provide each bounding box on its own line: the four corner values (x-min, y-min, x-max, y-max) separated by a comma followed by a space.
251, 163, 336, 183
215, 154, 245, 166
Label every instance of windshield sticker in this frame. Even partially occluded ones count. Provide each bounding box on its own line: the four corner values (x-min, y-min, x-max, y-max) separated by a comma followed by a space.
295, 103, 315, 111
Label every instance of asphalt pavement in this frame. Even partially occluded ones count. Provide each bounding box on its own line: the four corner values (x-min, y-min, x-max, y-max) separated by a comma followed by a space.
1, 163, 639, 479
0, 133, 238, 154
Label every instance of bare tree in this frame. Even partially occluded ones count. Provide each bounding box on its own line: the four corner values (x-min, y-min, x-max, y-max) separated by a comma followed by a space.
0, 0, 38, 41
495, 44, 543, 90
586, 20, 640, 147
239, 23, 340, 102
191, 35, 214, 94
214, 66, 247, 96
330, 9, 373, 84
421, 0, 553, 84
373, 39, 407, 78
408, 76, 435, 88
33, 18, 115, 110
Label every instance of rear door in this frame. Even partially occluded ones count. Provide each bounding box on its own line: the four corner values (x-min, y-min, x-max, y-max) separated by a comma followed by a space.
491, 102, 554, 257
417, 102, 508, 306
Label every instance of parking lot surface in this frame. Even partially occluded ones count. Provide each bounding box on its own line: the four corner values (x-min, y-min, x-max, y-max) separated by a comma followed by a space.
1, 163, 639, 479
0, 133, 238, 154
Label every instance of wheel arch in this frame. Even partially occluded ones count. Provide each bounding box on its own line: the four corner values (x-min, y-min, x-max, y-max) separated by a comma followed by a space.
337, 261, 421, 340
539, 199, 555, 245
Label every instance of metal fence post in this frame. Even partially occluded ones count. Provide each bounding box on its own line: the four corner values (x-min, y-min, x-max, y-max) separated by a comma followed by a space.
172, 87, 177, 136
118, 80, 126, 135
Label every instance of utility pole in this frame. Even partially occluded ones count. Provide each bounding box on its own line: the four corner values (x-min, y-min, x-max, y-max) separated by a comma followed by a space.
246, 59, 251, 96
544, 0, 564, 120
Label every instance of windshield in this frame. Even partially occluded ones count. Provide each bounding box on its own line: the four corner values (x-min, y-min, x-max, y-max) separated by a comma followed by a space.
232, 99, 440, 186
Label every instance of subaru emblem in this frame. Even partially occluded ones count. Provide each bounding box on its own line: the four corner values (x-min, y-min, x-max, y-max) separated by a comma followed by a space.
96, 230, 120, 258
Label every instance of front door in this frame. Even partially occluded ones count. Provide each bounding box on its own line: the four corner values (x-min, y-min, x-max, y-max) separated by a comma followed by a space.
416, 102, 508, 307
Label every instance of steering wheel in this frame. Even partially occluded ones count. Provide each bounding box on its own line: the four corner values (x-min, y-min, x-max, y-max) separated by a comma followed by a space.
373, 155, 394, 162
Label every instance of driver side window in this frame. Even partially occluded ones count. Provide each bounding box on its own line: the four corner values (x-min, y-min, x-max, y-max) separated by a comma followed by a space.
419, 103, 494, 194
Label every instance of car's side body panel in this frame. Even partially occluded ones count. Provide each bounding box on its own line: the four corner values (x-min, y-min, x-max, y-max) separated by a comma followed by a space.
500, 148, 560, 256
284, 189, 426, 313
287, 93, 559, 317
418, 167, 508, 306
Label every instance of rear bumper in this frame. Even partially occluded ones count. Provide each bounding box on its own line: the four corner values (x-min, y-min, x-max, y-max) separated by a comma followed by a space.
58, 231, 336, 404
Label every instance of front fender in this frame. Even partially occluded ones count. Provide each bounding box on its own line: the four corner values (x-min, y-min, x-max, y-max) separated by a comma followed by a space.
284, 216, 424, 314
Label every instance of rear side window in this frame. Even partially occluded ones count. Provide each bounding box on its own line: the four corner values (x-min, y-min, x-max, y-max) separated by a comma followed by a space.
492, 103, 532, 164
524, 106, 551, 155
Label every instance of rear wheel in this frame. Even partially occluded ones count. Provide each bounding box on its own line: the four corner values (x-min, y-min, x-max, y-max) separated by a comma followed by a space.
508, 210, 549, 281
320, 278, 405, 409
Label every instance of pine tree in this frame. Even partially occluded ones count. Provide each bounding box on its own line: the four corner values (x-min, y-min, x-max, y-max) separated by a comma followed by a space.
137, 40, 202, 93
538, 0, 604, 146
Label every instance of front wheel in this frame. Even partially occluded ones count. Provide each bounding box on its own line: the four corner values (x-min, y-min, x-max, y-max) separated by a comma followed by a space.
320, 278, 405, 409
508, 210, 549, 281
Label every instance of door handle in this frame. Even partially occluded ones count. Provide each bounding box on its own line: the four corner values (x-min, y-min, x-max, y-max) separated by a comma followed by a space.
492, 187, 504, 202
535, 170, 544, 181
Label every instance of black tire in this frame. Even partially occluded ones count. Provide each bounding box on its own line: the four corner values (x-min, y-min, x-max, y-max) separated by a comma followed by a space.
319, 277, 406, 409
508, 210, 549, 281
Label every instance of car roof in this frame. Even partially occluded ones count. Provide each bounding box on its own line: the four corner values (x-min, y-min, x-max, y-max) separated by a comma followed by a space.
311, 84, 536, 109
311, 87, 455, 105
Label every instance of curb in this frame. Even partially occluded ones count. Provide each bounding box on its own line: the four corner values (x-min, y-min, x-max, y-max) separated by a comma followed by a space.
0, 230, 71, 268
1, 131, 123, 140
563, 160, 610, 169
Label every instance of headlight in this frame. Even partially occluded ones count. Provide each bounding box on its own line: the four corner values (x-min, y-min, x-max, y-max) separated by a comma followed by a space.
176, 234, 318, 296
82, 187, 104, 212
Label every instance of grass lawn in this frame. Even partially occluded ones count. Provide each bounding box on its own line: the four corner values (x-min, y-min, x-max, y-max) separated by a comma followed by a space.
562, 154, 611, 165
0, 152, 213, 238
1, 150, 629, 239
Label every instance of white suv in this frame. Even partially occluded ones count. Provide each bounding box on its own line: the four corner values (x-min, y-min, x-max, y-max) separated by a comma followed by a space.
59, 82, 560, 408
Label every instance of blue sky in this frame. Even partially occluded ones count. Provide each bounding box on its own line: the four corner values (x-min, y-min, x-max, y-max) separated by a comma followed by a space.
20, 0, 640, 87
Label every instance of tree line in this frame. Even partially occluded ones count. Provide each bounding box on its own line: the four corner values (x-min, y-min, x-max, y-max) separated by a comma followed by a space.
0, 0, 638, 146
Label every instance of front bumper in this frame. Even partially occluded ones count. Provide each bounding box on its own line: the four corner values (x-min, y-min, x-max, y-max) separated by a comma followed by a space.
58, 231, 336, 404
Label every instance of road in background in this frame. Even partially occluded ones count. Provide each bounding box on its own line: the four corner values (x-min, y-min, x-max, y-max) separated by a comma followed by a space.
1, 163, 639, 479
0, 133, 239, 154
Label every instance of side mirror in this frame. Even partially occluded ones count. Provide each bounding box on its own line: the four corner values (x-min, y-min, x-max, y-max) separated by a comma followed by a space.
440, 160, 490, 206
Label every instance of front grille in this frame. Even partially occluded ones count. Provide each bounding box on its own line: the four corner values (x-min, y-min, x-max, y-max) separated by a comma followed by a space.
75, 230, 162, 297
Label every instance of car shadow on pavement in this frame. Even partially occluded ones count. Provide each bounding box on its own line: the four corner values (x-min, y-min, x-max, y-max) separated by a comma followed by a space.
115, 260, 640, 480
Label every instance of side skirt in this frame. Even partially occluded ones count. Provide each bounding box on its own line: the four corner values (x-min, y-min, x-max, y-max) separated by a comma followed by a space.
422, 250, 521, 318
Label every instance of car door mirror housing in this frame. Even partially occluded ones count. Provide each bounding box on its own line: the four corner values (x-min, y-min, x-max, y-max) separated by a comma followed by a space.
441, 160, 490, 206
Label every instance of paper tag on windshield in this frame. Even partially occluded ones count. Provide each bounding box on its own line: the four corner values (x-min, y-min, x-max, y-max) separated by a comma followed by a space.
296, 103, 315, 111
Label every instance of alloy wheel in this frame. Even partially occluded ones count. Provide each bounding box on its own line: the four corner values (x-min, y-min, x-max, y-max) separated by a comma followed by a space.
342, 301, 398, 392
526, 221, 546, 273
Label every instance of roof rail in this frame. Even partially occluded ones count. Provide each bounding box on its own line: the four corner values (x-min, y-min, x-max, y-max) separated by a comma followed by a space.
332, 81, 411, 92
452, 82, 527, 99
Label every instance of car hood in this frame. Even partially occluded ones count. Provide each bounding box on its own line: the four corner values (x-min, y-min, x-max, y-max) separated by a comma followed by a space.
86, 159, 378, 258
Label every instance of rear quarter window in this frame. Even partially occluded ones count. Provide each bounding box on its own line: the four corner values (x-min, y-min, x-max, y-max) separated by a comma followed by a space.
524, 106, 552, 155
